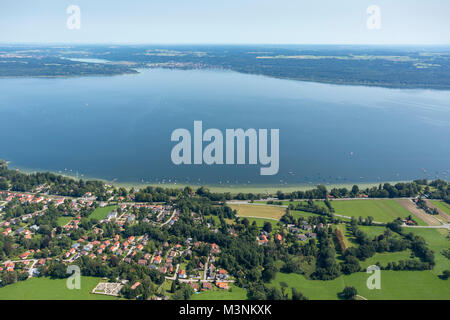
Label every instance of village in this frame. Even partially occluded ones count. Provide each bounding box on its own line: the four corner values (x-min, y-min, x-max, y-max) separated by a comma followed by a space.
0, 189, 235, 298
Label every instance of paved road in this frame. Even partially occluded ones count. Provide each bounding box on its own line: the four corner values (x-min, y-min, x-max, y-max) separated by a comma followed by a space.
160, 209, 177, 226
403, 223, 450, 230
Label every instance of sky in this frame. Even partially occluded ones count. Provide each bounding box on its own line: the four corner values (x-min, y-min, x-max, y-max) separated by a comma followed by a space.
0, 0, 449, 44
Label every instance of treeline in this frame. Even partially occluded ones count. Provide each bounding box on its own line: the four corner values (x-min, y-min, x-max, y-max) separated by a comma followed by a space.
0, 160, 105, 197
287, 199, 334, 217
2, 160, 449, 204
311, 228, 340, 280
343, 218, 435, 271
416, 198, 439, 215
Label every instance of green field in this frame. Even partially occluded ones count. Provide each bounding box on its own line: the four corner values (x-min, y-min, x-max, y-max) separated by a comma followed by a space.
229, 204, 285, 220
88, 205, 118, 221
57, 216, 73, 227
404, 228, 450, 274
359, 250, 414, 269
0, 276, 117, 300
430, 200, 450, 216
331, 200, 426, 225
245, 217, 279, 229
271, 227, 450, 300
358, 225, 389, 239
272, 270, 450, 300
190, 285, 248, 300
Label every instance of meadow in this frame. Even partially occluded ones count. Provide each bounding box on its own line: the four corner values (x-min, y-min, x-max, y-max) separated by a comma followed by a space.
271, 226, 450, 300
330, 199, 426, 225
0, 276, 117, 300
228, 204, 285, 220
271, 270, 450, 300
244, 217, 279, 230
88, 205, 118, 221
56, 216, 73, 227
430, 200, 450, 215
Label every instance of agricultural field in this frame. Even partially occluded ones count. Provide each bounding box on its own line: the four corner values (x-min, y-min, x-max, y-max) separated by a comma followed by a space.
88, 205, 118, 221
427, 200, 450, 222
330, 199, 426, 225
228, 204, 285, 220
0, 276, 118, 300
430, 201, 450, 215
190, 285, 248, 300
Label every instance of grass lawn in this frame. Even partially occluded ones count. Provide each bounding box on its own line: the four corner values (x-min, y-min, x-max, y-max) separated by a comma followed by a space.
0, 276, 118, 300
204, 215, 234, 226
358, 225, 389, 239
88, 205, 118, 221
190, 285, 248, 300
272, 270, 450, 300
291, 210, 322, 220
331, 199, 426, 225
403, 228, 450, 275
228, 204, 285, 220
359, 250, 414, 269
245, 217, 279, 230
57, 216, 73, 227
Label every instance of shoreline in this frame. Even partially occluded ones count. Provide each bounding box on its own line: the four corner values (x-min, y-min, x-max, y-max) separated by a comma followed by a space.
1, 65, 450, 91
7, 163, 412, 194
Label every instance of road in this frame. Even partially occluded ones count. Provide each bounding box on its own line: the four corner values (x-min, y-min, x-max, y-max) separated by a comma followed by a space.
160, 209, 177, 226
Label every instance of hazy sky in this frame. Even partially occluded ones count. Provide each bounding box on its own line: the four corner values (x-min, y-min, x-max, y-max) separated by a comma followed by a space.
1, 0, 449, 44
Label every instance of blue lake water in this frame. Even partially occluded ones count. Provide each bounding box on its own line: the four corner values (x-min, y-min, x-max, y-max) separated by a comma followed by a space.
0, 69, 449, 186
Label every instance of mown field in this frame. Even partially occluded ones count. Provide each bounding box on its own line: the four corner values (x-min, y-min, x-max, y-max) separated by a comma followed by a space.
330, 199, 426, 225
359, 250, 414, 269
88, 205, 118, 221
57, 216, 73, 227
358, 225, 389, 238
0, 276, 117, 300
190, 285, 248, 300
228, 204, 285, 220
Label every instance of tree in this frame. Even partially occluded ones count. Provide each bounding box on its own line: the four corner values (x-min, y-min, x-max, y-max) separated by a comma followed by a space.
341, 286, 357, 300
0, 179, 8, 190
441, 270, 450, 280
279, 282, 289, 299
263, 222, 272, 233
292, 287, 308, 300
351, 185, 359, 196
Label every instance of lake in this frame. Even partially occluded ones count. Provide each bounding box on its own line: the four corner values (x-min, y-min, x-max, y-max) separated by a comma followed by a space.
0, 68, 449, 186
